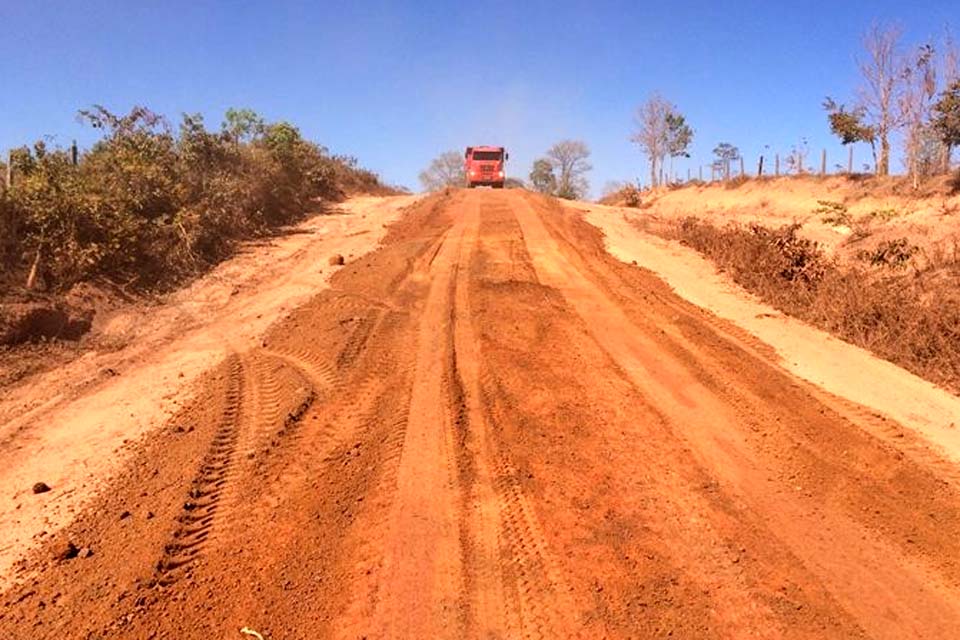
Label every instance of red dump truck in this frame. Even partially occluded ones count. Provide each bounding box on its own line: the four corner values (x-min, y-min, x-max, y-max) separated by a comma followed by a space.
464, 146, 509, 188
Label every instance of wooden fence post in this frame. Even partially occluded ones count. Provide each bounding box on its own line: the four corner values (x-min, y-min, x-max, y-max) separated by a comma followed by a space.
758, 155, 764, 177
699, 166, 703, 181
71, 140, 78, 166
848, 146, 854, 174
739, 156, 745, 177
775, 154, 780, 176
820, 149, 827, 176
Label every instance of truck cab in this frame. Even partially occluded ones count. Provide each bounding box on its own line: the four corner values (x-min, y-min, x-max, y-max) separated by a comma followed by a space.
465, 146, 508, 188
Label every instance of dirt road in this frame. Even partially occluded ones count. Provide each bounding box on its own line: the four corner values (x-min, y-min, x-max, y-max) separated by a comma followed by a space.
2, 189, 960, 639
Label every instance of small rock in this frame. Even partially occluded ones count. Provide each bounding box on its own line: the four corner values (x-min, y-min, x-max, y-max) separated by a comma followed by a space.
145, 511, 155, 520
329, 254, 345, 266
119, 511, 131, 520
32, 482, 51, 495
55, 542, 79, 561
78, 547, 94, 559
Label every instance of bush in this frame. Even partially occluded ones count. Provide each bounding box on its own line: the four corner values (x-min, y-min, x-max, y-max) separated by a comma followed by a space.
813, 200, 851, 226
1, 106, 388, 292
858, 238, 919, 268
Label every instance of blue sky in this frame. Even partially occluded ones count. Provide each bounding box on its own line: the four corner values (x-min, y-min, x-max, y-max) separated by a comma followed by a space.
1, 1, 957, 195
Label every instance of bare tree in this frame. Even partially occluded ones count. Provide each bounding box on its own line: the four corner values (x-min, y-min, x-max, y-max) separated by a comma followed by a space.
857, 23, 905, 176
418, 150, 465, 191
939, 28, 959, 171
631, 95, 694, 188
901, 43, 938, 187
785, 138, 810, 174
546, 140, 591, 200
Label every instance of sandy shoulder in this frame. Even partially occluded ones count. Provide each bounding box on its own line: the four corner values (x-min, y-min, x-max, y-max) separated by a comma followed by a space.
0, 194, 419, 588
578, 202, 960, 466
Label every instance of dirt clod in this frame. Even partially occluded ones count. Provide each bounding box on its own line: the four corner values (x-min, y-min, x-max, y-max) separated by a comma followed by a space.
329, 254, 345, 266
31, 482, 51, 495
55, 542, 79, 561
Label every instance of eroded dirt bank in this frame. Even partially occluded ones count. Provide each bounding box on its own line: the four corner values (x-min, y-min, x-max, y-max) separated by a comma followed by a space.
2, 190, 959, 639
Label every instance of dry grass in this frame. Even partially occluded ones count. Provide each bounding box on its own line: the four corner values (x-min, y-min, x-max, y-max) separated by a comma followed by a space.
667, 217, 960, 393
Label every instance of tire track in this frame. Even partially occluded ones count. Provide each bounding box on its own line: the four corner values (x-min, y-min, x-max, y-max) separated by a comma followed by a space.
365, 209, 468, 638
453, 193, 577, 638
514, 192, 960, 639
153, 354, 246, 584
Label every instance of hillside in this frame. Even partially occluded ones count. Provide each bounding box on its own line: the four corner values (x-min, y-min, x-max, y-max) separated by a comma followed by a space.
604, 174, 960, 261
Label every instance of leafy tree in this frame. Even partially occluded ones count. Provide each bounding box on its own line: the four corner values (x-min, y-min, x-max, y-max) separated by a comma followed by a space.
529, 158, 557, 194
222, 108, 265, 144
933, 79, 960, 150
666, 113, 693, 159
546, 140, 591, 200
824, 98, 877, 169
712, 143, 740, 180
418, 150, 465, 191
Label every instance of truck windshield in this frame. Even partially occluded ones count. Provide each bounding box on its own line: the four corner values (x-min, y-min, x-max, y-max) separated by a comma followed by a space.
471, 151, 502, 161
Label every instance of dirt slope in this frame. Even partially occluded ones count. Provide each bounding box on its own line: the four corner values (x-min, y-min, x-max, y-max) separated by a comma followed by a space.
2, 190, 960, 639
618, 175, 960, 260
580, 201, 960, 466
0, 195, 417, 591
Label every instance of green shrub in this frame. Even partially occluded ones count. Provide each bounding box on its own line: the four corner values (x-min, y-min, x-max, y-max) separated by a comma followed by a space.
813, 200, 851, 226
1, 105, 388, 292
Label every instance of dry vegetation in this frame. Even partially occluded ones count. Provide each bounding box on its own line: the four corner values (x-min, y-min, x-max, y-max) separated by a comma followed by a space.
665, 216, 960, 393
0, 106, 392, 296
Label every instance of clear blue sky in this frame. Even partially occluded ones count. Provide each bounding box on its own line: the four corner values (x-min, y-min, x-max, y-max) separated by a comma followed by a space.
1, 1, 957, 195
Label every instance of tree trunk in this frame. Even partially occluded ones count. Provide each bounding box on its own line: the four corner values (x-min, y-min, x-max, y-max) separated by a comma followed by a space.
878, 134, 890, 176
25, 248, 41, 290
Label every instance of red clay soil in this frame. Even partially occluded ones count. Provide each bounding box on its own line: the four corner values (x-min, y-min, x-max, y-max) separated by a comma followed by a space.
2, 189, 960, 639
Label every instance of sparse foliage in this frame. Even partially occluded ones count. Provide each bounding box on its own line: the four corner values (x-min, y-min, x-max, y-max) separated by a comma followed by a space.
222, 108, 265, 144
814, 200, 852, 226
901, 43, 938, 187
857, 23, 904, 176
418, 150, 466, 191
631, 95, 693, 188
546, 140, 591, 200
669, 218, 960, 393
785, 138, 810, 174
858, 238, 919, 268
529, 159, 557, 194
712, 143, 740, 180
